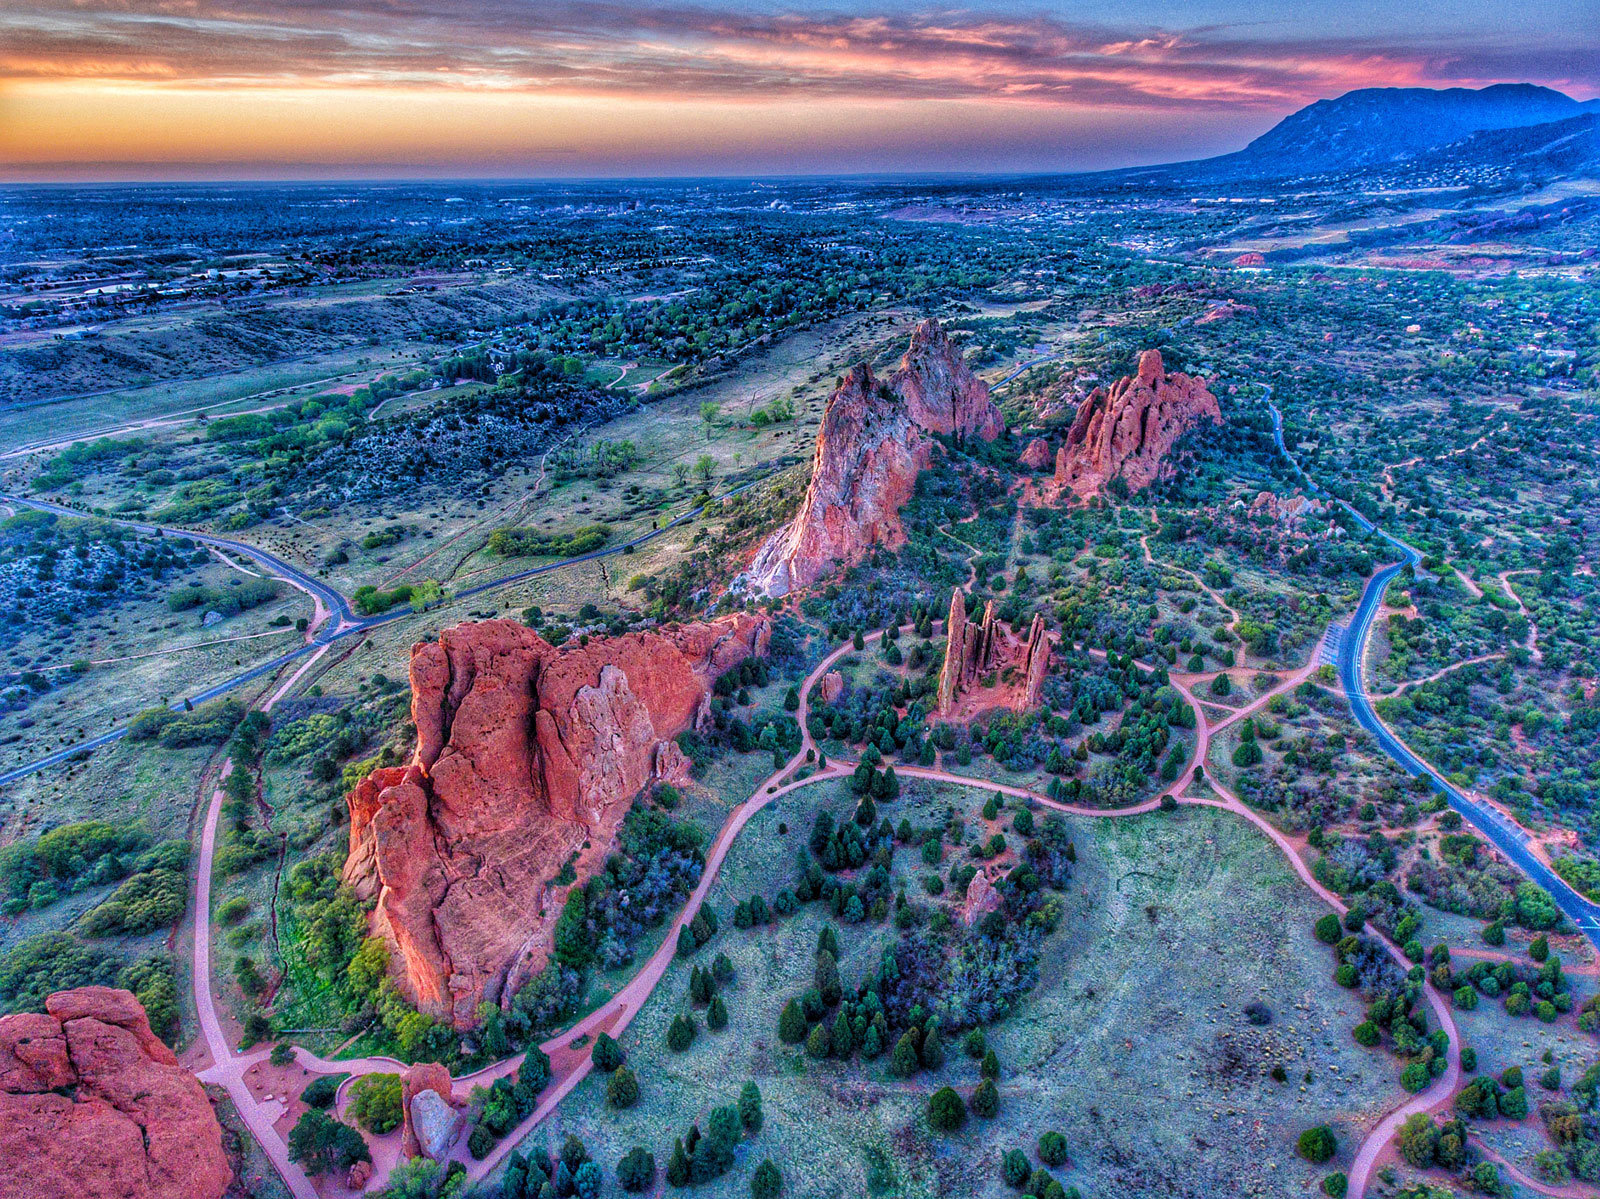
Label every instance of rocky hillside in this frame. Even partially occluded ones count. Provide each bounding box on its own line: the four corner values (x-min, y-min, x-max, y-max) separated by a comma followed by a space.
1052, 350, 1221, 500
742, 318, 1001, 596
344, 614, 769, 1028
0, 987, 231, 1199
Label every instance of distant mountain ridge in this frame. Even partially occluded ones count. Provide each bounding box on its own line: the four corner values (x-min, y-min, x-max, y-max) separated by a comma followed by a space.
1130, 83, 1599, 181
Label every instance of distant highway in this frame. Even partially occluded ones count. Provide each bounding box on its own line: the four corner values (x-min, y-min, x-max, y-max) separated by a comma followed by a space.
1267, 400, 1600, 947
0, 476, 770, 786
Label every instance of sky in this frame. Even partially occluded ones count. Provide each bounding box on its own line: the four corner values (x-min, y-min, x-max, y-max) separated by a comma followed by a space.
2, 0, 1597, 180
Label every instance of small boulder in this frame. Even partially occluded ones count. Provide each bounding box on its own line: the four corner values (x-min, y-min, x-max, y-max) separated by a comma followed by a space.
820, 671, 845, 704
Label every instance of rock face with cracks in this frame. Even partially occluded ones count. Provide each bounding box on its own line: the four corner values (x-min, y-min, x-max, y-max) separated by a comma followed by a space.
1053, 350, 1222, 500
0, 987, 231, 1199
345, 613, 770, 1028
742, 318, 1002, 597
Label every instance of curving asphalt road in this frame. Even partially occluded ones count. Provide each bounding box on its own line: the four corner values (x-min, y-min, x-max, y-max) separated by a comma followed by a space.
1266, 401, 1600, 950
0, 477, 771, 787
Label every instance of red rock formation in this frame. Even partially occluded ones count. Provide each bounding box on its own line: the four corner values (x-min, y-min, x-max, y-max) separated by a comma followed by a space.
938, 591, 999, 714
819, 670, 845, 704
346, 614, 770, 1028
1233, 251, 1266, 267
938, 594, 1051, 716
1019, 613, 1050, 713
1053, 351, 1222, 500
743, 318, 1002, 596
0, 987, 230, 1199
961, 871, 1004, 927
1019, 437, 1053, 471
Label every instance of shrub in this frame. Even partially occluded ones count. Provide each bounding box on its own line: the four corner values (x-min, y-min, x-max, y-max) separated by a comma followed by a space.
1400, 1061, 1431, 1093
970, 1077, 999, 1117
1037, 1131, 1069, 1167
1500, 1085, 1529, 1120
927, 1086, 966, 1132
778, 1000, 807, 1044
1296, 1126, 1337, 1164
667, 1014, 696, 1052
890, 1032, 920, 1077
1314, 914, 1342, 944
592, 1031, 624, 1072
301, 1074, 344, 1109
287, 1110, 369, 1176
739, 1081, 763, 1133
1322, 1174, 1348, 1198
617, 1147, 655, 1192
1000, 1148, 1031, 1187
347, 1073, 403, 1134
805, 1023, 831, 1059
468, 1123, 497, 1160
751, 1160, 783, 1199
1352, 1021, 1381, 1047
1483, 920, 1506, 946
1396, 1113, 1437, 1167
607, 1067, 640, 1109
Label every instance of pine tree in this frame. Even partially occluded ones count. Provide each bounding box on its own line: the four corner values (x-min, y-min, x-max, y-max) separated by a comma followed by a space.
591, 1031, 623, 1073
805, 1022, 831, 1058
890, 1031, 921, 1077
861, 1023, 883, 1059
707, 994, 728, 1030
690, 966, 714, 1005
751, 1159, 782, 1199
667, 1013, 697, 1052
981, 1048, 1001, 1079
667, 1139, 690, 1187
712, 952, 734, 983
778, 1000, 807, 1044
970, 1077, 999, 1117
814, 950, 842, 1006
831, 1010, 854, 1057
817, 925, 839, 957
920, 1028, 945, 1070
738, 1081, 764, 1133
606, 1067, 640, 1109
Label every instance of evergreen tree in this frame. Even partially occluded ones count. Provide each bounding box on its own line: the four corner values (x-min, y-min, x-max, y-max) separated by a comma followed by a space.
817, 925, 839, 957
831, 1010, 854, 1057
751, 1160, 782, 1199
617, 1147, 655, 1193
920, 1028, 945, 1070
927, 1086, 966, 1132
815, 950, 842, 1006
667, 1013, 697, 1052
970, 1077, 999, 1117
667, 1139, 690, 1187
890, 1031, 921, 1077
778, 1000, 807, 1044
606, 1067, 640, 1109
591, 1032, 624, 1073
707, 993, 728, 1030
739, 1081, 764, 1133
805, 1022, 831, 1058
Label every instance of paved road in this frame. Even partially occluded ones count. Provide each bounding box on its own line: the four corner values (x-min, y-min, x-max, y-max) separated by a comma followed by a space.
0, 478, 770, 786
1265, 401, 1600, 949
